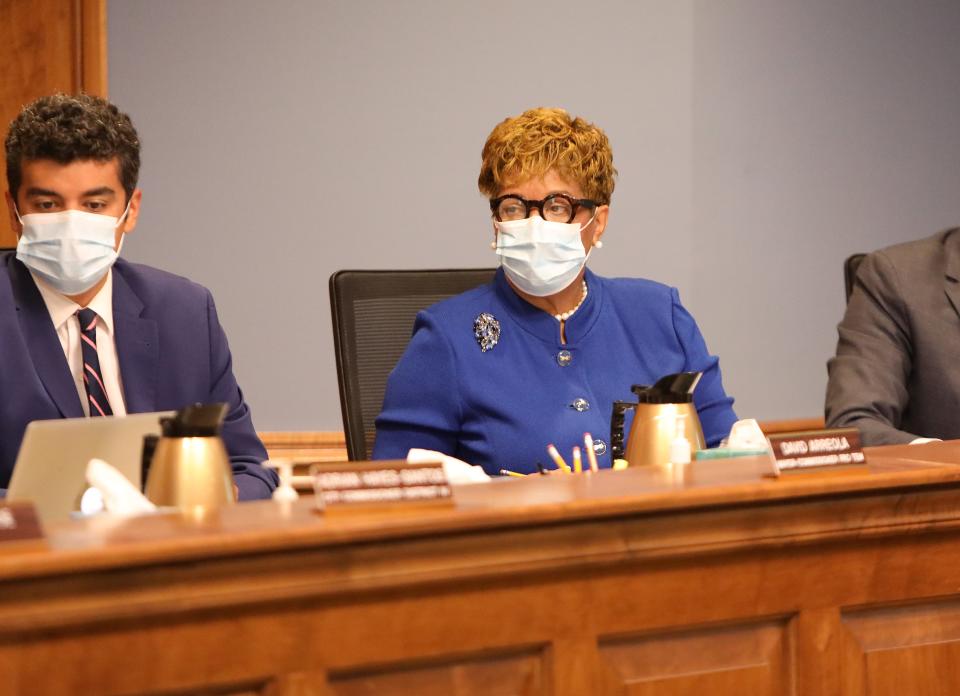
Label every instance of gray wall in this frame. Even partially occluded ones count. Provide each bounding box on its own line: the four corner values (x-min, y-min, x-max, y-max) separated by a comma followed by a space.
108, 0, 960, 431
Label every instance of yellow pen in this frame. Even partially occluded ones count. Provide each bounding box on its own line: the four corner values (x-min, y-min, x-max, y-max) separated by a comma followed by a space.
499, 468, 528, 478
546, 444, 572, 473
572, 446, 583, 474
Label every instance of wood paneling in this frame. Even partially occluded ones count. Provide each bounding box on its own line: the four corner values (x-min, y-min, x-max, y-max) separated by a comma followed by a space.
842, 599, 960, 696
0, 0, 106, 247
79, 0, 107, 96
3, 443, 960, 693
598, 619, 793, 695
259, 431, 348, 491
260, 431, 348, 465
758, 417, 825, 434
328, 649, 545, 696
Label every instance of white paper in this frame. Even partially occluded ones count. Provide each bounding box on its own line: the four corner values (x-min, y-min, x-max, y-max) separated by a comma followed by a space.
406, 448, 491, 484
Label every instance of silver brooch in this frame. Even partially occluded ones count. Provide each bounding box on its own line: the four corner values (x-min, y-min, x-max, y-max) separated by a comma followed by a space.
474, 313, 500, 352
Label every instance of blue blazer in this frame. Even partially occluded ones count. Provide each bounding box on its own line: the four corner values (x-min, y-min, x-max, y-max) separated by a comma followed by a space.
374, 268, 737, 476
0, 253, 277, 499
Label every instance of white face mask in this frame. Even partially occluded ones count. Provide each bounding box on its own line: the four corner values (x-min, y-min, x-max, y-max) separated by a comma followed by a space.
494, 214, 595, 297
15, 203, 129, 296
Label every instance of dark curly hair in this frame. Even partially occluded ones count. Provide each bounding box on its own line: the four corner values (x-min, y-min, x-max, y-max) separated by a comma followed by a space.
5, 93, 141, 203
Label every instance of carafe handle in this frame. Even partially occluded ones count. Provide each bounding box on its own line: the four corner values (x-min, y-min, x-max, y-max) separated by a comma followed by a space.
610, 400, 635, 460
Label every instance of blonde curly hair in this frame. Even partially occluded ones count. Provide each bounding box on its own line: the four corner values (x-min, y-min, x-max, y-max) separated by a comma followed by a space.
478, 107, 616, 205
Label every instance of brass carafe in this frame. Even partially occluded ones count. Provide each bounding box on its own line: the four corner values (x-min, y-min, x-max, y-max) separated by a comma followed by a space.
144, 404, 235, 510
611, 372, 706, 467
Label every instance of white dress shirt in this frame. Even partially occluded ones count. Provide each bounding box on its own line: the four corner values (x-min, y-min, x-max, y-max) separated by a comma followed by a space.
31, 271, 128, 416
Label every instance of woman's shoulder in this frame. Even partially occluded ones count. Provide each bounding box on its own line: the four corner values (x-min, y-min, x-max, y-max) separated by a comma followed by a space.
590, 273, 685, 330
595, 273, 676, 303
420, 282, 499, 324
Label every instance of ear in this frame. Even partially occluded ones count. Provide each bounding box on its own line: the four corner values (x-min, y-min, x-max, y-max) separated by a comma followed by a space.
4, 190, 22, 240
114, 188, 142, 251
121, 188, 143, 234
591, 205, 609, 247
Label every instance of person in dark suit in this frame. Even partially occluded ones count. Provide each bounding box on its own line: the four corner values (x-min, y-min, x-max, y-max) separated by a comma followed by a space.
1, 94, 276, 498
826, 228, 960, 445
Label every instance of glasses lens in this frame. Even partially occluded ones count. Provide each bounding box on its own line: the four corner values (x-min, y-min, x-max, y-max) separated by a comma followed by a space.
496, 197, 527, 221
542, 195, 574, 223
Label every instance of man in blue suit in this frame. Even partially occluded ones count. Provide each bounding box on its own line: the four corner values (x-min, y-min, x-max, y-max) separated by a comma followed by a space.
1, 94, 276, 499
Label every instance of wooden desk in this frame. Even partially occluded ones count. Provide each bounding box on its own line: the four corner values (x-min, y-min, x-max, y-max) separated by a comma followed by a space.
3, 442, 960, 695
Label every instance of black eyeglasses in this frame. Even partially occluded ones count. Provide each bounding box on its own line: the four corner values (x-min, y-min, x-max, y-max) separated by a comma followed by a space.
490, 193, 598, 224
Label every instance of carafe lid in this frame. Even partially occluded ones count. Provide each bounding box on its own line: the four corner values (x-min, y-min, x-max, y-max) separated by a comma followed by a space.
631, 372, 703, 404
160, 403, 228, 437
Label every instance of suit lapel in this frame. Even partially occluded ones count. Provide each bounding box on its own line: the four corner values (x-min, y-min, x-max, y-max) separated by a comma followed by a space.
9, 259, 84, 418
943, 229, 960, 321
112, 265, 159, 413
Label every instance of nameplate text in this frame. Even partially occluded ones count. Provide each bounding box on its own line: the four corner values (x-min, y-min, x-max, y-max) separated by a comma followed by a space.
768, 428, 865, 473
312, 461, 453, 511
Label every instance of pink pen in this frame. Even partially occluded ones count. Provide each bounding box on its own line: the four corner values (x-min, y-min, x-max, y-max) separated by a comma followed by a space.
584, 433, 600, 472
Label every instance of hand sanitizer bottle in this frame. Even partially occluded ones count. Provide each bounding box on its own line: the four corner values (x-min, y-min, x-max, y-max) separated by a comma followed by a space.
264, 459, 299, 502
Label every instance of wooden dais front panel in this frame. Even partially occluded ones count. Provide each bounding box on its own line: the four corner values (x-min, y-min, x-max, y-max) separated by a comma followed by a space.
4, 442, 960, 694
328, 648, 544, 695
599, 619, 792, 694
841, 598, 960, 695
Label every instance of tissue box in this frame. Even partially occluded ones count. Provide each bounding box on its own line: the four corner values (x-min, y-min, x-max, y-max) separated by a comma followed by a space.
695, 448, 770, 460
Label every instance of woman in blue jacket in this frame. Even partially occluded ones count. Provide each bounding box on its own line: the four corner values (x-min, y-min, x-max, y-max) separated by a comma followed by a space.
373, 108, 736, 475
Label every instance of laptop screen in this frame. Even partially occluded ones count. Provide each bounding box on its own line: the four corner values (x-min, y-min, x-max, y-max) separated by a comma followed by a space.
8, 412, 173, 521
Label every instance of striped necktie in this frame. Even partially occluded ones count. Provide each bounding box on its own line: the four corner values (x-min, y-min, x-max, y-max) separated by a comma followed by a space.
76, 308, 113, 417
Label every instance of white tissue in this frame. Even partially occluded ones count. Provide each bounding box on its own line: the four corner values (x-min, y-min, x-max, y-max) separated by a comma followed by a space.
406, 448, 491, 484
726, 418, 772, 451
85, 458, 157, 516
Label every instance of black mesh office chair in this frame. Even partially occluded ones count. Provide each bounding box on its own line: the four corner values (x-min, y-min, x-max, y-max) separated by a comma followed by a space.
329, 268, 498, 460
844, 253, 867, 302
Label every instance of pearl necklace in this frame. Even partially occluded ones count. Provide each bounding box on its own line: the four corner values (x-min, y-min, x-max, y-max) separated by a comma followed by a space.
554, 281, 588, 322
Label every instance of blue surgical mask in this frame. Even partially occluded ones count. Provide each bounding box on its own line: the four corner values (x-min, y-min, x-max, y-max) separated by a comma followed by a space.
494, 214, 595, 297
15, 203, 129, 295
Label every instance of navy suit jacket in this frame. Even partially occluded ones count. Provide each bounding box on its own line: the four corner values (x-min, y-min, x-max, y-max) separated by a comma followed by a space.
0, 252, 277, 499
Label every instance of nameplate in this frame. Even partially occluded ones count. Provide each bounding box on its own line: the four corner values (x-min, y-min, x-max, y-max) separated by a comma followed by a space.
312, 461, 453, 511
768, 428, 866, 473
0, 502, 44, 545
